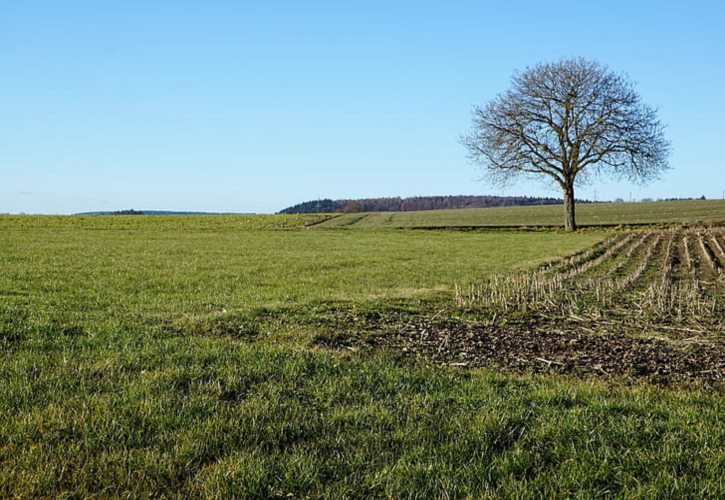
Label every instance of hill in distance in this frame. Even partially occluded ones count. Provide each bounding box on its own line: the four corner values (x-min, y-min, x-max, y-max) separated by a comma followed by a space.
278, 195, 588, 214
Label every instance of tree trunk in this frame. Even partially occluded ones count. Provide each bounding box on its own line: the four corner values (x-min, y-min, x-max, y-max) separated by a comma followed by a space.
563, 183, 577, 231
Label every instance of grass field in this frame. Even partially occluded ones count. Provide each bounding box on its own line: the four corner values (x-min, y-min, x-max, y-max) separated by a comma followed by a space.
0, 213, 331, 231
0, 224, 598, 325
1, 210, 724, 497
316, 199, 725, 229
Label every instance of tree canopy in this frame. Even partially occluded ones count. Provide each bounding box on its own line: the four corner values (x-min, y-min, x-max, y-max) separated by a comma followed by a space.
461, 58, 670, 230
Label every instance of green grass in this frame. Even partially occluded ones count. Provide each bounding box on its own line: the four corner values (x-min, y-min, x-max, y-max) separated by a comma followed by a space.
0, 223, 600, 327
317, 199, 725, 228
1, 214, 723, 497
0, 213, 331, 231
3, 338, 723, 498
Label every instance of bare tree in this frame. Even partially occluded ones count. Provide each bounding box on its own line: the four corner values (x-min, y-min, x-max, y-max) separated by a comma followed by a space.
461, 58, 670, 231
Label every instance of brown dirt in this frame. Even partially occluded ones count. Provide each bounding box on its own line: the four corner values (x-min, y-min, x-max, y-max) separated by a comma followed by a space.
315, 316, 724, 386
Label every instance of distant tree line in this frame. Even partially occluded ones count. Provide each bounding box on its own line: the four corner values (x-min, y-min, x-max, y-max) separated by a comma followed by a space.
278, 195, 591, 214
613, 196, 708, 203
110, 209, 145, 215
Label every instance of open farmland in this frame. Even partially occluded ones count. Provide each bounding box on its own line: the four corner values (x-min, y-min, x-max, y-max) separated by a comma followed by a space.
0, 219, 598, 324
316, 199, 725, 229
1, 213, 724, 497
335, 226, 723, 384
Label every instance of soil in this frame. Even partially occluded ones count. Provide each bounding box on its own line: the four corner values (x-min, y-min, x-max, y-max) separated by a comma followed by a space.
314, 315, 725, 386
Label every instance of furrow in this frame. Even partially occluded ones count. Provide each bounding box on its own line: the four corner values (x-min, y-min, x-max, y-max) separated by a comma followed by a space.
539, 235, 620, 275
697, 232, 722, 275
707, 232, 725, 269
605, 232, 650, 279
565, 233, 637, 279
614, 232, 663, 292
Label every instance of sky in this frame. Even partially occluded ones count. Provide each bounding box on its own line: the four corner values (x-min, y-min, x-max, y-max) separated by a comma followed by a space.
1, 1, 724, 214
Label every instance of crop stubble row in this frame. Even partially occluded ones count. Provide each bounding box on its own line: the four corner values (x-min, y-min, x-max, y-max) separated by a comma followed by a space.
455, 226, 724, 331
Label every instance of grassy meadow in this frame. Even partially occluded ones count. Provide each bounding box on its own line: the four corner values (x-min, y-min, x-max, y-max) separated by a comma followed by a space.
0, 222, 598, 325
1, 205, 724, 497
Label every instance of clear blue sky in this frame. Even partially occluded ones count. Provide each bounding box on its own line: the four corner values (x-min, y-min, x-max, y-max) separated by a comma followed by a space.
2, 1, 724, 214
